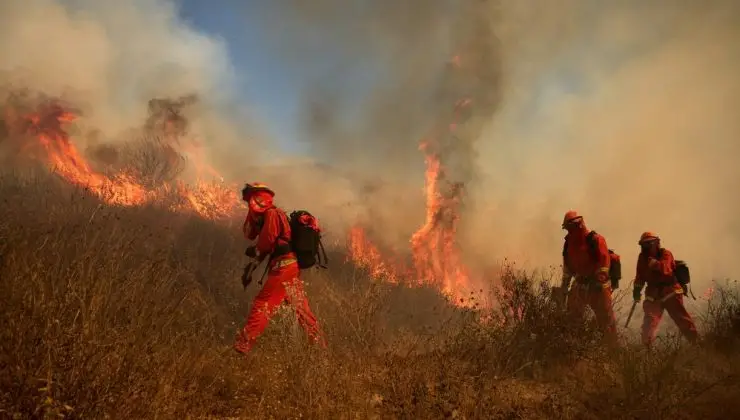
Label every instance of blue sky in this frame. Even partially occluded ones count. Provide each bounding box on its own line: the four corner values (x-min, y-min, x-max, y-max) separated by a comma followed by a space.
177, 0, 307, 153
177, 0, 404, 159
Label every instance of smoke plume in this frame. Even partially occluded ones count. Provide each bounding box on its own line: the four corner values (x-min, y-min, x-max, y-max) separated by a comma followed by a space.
463, 0, 740, 294
259, 0, 502, 246
3, 0, 739, 296
0, 0, 266, 180
261, 0, 740, 294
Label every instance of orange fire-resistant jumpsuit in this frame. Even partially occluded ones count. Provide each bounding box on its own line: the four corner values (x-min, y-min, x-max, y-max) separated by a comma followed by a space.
561, 227, 617, 341
234, 191, 325, 354
634, 248, 698, 347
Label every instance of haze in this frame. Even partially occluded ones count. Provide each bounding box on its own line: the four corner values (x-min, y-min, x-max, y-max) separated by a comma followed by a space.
1, 0, 738, 294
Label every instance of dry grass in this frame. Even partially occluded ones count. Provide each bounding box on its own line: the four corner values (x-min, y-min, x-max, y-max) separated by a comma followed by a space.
1, 170, 739, 419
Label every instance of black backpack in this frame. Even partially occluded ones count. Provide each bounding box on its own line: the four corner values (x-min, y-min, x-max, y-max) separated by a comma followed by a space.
562, 230, 622, 288
657, 249, 695, 299
286, 210, 328, 269
254, 208, 329, 271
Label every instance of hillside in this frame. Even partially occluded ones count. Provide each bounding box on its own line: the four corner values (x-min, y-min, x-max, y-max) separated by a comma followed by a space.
1, 169, 739, 419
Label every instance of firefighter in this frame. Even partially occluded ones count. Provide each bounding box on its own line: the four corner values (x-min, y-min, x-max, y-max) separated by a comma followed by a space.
559, 210, 618, 343
632, 232, 698, 347
234, 182, 326, 355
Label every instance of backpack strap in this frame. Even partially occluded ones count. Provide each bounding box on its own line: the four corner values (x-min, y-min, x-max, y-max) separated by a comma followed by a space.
256, 208, 293, 283
276, 208, 291, 241
585, 230, 598, 258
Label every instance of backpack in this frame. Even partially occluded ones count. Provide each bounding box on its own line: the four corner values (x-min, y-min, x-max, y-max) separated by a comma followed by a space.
562, 230, 622, 288
254, 208, 329, 270
286, 210, 328, 269
675, 260, 690, 287
657, 249, 695, 299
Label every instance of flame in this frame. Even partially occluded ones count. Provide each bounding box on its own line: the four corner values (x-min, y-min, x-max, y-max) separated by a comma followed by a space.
346, 53, 482, 307
347, 144, 478, 307
26, 106, 149, 206
7, 100, 243, 221
409, 147, 471, 299
348, 226, 402, 283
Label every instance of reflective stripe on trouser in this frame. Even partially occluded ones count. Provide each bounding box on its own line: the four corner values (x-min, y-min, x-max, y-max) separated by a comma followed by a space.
234, 261, 325, 353
270, 257, 297, 270
641, 288, 698, 346
644, 283, 684, 302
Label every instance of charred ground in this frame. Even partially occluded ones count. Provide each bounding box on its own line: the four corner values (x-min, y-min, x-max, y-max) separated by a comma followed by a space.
1, 159, 739, 419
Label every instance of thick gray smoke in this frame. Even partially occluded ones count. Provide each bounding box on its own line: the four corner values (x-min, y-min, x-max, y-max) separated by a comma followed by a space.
261, 0, 740, 297
262, 1, 500, 179
258, 0, 503, 246
4, 0, 739, 299
0, 0, 269, 180
463, 0, 740, 295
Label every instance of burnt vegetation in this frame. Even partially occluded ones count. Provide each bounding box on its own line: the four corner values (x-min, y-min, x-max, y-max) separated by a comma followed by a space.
0, 149, 739, 419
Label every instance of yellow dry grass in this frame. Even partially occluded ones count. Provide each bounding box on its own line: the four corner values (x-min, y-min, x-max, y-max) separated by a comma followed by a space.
1, 169, 739, 419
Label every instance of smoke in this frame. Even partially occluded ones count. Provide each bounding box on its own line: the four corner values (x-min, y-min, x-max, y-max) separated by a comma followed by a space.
463, 0, 740, 292
258, 0, 502, 246
3, 0, 738, 294
0, 0, 266, 180
260, 0, 740, 293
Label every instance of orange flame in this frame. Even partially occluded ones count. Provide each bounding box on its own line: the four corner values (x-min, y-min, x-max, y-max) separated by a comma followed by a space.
11, 101, 243, 221
348, 226, 401, 283
409, 147, 471, 300
346, 53, 483, 307
347, 146, 477, 306
27, 107, 149, 206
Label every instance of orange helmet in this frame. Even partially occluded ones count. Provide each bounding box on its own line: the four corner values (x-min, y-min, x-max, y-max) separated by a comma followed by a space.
638, 231, 660, 245
562, 210, 583, 228
241, 182, 275, 200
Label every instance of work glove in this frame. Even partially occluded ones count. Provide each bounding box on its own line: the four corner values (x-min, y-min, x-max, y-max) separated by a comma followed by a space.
681, 283, 688, 296
632, 286, 642, 302
647, 257, 661, 271
245, 245, 257, 259
610, 278, 620, 290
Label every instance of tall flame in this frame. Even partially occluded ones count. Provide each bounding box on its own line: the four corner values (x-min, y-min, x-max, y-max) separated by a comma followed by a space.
347, 141, 478, 306
347, 53, 481, 307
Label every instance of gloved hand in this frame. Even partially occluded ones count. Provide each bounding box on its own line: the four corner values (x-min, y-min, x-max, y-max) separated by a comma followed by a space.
610, 278, 620, 290
245, 245, 257, 259
681, 283, 688, 296
648, 257, 661, 271
632, 285, 642, 302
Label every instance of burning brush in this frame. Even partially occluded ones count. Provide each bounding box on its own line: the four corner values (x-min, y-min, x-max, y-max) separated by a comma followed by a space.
1, 91, 242, 220
347, 8, 500, 307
